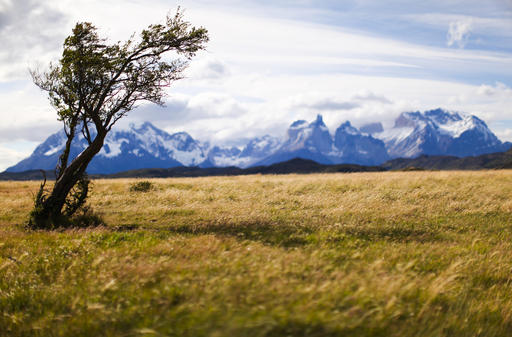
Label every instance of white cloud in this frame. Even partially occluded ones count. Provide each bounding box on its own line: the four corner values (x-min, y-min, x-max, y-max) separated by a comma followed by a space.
186, 56, 230, 80
476, 82, 512, 97
409, 12, 512, 38
186, 92, 247, 118
0, 144, 31, 171
283, 93, 360, 112
0, 0, 67, 81
494, 128, 512, 142
0, 82, 59, 140
352, 91, 393, 104
447, 19, 473, 48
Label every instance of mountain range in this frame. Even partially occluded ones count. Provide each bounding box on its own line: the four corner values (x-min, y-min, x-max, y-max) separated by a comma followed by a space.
5, 108, 511, 174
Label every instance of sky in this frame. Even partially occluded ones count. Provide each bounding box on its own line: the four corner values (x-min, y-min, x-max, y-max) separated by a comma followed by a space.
1, 0, 512, 170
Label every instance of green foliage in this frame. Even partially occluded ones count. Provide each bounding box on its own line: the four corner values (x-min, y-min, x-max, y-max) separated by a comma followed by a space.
31, 9, 209, 137
27, 173, 50, 229
69, 205, 104, 228
129, 180, 154, 192
28, 173, 96, 229
64, 174, 90, 217
27, 8, 208, 229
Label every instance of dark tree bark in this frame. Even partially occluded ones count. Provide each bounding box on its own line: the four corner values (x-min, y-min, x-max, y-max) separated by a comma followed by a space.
40, 131, 105, 223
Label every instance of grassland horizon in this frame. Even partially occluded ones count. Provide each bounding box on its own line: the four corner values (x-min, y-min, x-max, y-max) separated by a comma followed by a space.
2, 171, 512, 336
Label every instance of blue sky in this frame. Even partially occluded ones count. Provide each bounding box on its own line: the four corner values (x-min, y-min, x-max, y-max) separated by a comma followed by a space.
1, 0, 512, 170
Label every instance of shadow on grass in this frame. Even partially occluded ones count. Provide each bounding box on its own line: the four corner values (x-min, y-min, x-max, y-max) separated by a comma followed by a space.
237, 319, 391, 337
341, 225, 444, 243
255, 321, 352, 337
158, 220, 444, 247
107, 218, 445, 247
168, 220, 315, 248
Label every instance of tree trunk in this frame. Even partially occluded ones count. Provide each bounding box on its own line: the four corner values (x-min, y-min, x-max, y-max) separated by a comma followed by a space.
37, 131, 106, 225
56, 118, 79, 179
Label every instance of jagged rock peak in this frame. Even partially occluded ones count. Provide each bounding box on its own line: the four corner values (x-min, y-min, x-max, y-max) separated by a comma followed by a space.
376, 108, 509, 158
290, 119, 308, 129
312, 114, 324, 124
336, 121, 360, 135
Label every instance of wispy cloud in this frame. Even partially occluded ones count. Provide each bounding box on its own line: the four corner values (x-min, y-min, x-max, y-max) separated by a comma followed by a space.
284, 94, 360, 112
185, 56, 230, 81
447, 19, 473, 48
476, 82, 512, 97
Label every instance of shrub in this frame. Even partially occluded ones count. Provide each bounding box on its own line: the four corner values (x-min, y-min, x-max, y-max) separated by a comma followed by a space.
400, 166, 426, 171
70, 206, 104, 228
129, 180, 154, 192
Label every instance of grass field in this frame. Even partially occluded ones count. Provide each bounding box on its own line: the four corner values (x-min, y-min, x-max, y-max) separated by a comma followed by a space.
2, 171, 512, 336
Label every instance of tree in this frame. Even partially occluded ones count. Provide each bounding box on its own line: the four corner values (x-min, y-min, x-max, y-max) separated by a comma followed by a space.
28, 9, 208, 228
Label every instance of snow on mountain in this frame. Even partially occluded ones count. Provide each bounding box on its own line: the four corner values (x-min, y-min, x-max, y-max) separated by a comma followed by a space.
256, 115, 336, 166
375, 108, 510, 158
7, 121, 281, 173
204, 145, 243, 167
333, 121, 389, 165
240, 135, 282, 159
6, 122, 205, 174
256, 115, 388, 166
282, 115, 333, 155
6, 108, 511, 174
204, 135, 282, 168
91, 121, 208, 166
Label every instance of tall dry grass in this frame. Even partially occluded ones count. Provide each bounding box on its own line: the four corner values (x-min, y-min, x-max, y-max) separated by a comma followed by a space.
1, 171, 512, 336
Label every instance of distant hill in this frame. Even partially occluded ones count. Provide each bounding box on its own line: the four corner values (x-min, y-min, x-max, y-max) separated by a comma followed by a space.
102, 158, 385, 178
0, 170, 56, 181
0, 158, 384, 181
382, 148, 512, 170
4, 149, 512, 181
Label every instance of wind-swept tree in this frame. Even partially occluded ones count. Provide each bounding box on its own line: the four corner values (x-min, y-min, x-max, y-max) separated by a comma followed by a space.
29, 9, 208, 228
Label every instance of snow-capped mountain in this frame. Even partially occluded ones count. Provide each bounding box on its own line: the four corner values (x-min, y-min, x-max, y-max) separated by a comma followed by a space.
256, 115, 388, 166
7, 122, 203, 174
334, 121, 389, 165
256, 115, 335, 165
240, 135, 282, 160
203, 145, 242, 167
203, 135, 282, 168
5, 108, 511, 174
374, 108, 511, 158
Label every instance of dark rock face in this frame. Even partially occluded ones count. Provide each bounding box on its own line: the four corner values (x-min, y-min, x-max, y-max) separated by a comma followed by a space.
334, 121, 389, 165
256, 115, 333, 166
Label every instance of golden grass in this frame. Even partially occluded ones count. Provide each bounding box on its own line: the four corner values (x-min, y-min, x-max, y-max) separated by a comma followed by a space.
1, 171, 512, 336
